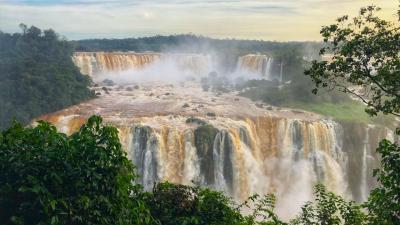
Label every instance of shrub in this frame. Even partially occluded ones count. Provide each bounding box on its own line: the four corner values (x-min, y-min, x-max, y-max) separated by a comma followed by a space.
0, 116, 153, 225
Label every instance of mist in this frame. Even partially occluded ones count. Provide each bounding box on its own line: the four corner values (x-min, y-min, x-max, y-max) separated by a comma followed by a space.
94, 56, 205, 85
88, 51, 275, 88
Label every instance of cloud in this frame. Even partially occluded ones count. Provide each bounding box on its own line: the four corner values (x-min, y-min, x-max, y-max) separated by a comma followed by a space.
0, 0, 398, 41
3, 0, 127, 6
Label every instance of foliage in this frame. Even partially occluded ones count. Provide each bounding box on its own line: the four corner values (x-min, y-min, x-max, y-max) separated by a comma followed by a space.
0, 24, 94, 130
305, 6, 400, 117
1, 5, 399, 223
240, 194, 286, 225
0, 115, 154, 225
144, 182, 244, 225
0, 114, 286, 225
283, 101, 394, 127
304, 4, 400, 224
72, 34, 323, 56
365, 140, 400, 224
145, 182, 287, 225
237, 48, 362, 123
291, 184, 366, 225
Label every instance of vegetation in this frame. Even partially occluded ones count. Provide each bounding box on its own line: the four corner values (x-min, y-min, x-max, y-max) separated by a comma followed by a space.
305, 6, 400, 118
0, 116, 153, 225
306, 5, 400, 225
0, 116, 286, 225
284, 101, 394, 126
291, 184, 366, 225
72, 34, 323, 56
0, 115, 382, 225
144, 182, 243, 225
365, 139, 400, 224
236, 50, 386, 125
0, 3, 399, 225
236, 41, 394, 127
0, 24, 94, 130
236, 46, 346, 103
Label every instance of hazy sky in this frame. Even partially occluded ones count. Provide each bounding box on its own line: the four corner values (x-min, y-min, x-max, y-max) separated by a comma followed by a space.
0, 0, 398, 41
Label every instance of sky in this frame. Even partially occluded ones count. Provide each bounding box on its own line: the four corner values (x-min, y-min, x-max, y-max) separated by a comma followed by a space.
0, 0, 398, 41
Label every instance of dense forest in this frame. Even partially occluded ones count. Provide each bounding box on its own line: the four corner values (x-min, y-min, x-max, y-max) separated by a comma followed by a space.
0, 25, 94, 130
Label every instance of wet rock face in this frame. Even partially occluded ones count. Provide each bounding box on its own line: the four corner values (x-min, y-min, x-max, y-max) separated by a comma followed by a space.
194, 124, 218, 185
130, 126, 159, 187
339, 122, 390, 201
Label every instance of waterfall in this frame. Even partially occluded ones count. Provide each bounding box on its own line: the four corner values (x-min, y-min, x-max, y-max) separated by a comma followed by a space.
236, 54, 274, 79
42, 111, 392, 220
106, 117, 388, 216
182, 130, 201, 185
118, 118, 346, 196
38, 52, 395, 219
360, 125, 370, 201
212, 131, 233, 193
72, 52, 213, 77
130, 126, 159, 188
73, 52, 280, 81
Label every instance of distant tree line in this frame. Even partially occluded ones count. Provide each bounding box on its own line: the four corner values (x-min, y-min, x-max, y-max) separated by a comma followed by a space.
72, 34, 324, 56
0, 24, 94, 130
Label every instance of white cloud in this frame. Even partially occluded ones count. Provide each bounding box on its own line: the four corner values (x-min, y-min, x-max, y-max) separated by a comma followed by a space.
0, 0, 398, 41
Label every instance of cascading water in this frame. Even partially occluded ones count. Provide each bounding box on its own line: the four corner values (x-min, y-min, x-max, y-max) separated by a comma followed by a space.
43, 113, 389, 219
360, 125, 370, 201
39, 99, 393, 220
236, 54, 274, 79
72, 52, 213, 77
72, 52, 161, 76
130, 125, 159, 188
37, 52, 395, 219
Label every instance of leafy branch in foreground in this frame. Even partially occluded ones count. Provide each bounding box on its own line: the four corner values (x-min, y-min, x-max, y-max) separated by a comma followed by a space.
291, 184, 366, 225
305, 4, 400, 225
240, 194, 286, 225
305, 5, 400, 117
365, 139, 400, 224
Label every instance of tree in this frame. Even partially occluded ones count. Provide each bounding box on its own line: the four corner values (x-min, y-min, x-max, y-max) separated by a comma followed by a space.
0, 116, 154, 225
240, 194, 286, 225
290, 184, 366, 225
144, 182, 245, 225
0, 24, 94, 130
305, 6, 400, 117
145, 182, 286, 225
304, 5, 400, 225
365, 139, 400, 224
